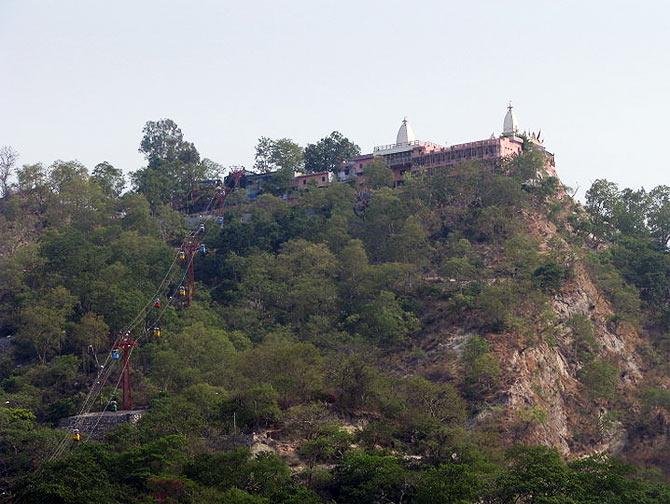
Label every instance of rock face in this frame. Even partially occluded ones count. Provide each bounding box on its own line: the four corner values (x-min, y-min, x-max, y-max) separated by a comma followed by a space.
497, 208, 644, 456
58, 410, 146, 440
413, 200, 649, 458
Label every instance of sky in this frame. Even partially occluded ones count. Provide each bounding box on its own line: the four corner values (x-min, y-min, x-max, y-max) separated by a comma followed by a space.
1, 0, 669, 197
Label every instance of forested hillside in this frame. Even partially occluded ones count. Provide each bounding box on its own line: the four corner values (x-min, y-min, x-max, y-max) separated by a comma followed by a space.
2, 123, 670, 503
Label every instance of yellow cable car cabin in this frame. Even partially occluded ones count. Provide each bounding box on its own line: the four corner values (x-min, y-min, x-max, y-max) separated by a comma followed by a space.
178, 250, 187, 261
152, 326, 161, 338
71, 428, 81, 442
178, 286, 188, 298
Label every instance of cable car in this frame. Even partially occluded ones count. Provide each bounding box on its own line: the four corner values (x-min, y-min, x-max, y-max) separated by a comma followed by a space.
216, 216, 225, 225
153, 298, 161, 309
178, 250, 187, 261
152, 326, 161, 338
199, 244, 208, 256
198, 224, 206, 234
71, 428, 81, 442
111, 349, 121, 360
178, 285, 187, 298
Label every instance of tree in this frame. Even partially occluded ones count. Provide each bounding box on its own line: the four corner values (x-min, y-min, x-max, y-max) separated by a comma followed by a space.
495, 446, 570, 503
17, 287, 77, 363
647, 185, 670, 248
363, 157, 394, 189
71, 312, 109, 371
133, 119, 216, 207
92, 161, 125, 197
220, 384, 281, 431
347, 290, 419, 345
416, 462, 492, 504
254, 137, 304, 173
331, 451, 414, 504
303, 131, 360, 173
237, 339, 325, 406
138, 118, 199, 168
0, 145, 18, 197
461, 335, 501, 399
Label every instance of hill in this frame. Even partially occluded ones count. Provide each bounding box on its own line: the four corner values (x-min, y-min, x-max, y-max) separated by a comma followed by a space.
2, 129, 670, 502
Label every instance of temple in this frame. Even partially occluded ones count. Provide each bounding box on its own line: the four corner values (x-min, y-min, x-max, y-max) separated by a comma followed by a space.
338, 104, 555, 186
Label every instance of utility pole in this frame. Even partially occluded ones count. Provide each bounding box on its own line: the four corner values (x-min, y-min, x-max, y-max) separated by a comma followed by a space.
115, 334, 139, 410
183, 238, 200, 307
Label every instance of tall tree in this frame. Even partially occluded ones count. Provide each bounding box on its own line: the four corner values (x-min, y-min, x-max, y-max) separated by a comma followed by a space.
0, 145, 18, 197
303, 131, 360, 174
254, 137, 304, 173
138, 119, 200, 168
133, 119, 211, 207
92, 161, 125, 197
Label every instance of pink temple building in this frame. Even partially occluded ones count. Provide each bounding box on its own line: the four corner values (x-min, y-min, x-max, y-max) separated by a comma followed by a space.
339, 105, 555, 186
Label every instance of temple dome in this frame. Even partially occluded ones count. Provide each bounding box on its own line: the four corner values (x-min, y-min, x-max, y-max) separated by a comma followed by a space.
396, 117, 416, 144
503, 103, 518, 136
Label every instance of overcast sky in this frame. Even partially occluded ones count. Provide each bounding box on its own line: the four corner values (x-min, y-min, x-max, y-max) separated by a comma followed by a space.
2, 0, 668, 196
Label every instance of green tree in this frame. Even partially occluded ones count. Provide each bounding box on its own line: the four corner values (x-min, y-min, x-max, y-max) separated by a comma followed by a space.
17, 287, 77, 363
220, 384, 281, 431
495, 445, 570, 503
254, 137, 304, 173
70, 312, 109, 370
647, 185, 670, 248
363, 157, 394, 189
237, 339, 325, 406
0, 145, 18, 197
347, 290, 419, 345
304, 131, 360, 173
331, 451, 414, 504
138, 118, 200, 168
461, 336, 501, 399
92, 161, 125, 197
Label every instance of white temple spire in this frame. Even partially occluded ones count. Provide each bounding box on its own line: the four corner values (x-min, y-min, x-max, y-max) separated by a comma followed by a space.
502, 102, 518, 136
396, 117, 416, 145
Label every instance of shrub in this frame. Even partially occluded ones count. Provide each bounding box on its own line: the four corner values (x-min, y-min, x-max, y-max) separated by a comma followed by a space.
532, 261, 567, 293
568, 314, 598, 362
578, 359, 618, 401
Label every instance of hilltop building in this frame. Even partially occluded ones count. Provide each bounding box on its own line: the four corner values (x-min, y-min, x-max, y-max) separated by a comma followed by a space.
339, 104, 554, 186
217, 104, 554, 213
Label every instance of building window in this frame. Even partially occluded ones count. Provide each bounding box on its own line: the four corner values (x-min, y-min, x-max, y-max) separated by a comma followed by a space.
321, 176, 325, 182
303, 179, 306, 185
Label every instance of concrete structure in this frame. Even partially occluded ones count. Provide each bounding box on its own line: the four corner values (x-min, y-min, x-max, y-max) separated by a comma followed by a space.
229, 105, 555, 200
58, 409, 146, 440
340, 105, 555, 186
293, 171, 332, 189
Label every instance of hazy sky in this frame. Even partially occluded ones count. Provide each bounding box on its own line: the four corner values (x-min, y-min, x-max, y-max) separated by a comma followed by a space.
2, 0, 668, 196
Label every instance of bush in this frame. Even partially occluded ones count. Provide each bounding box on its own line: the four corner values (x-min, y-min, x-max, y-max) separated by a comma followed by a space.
578, 359, 618, 401
461, 336, 501, 400
532, 261, 567, 293
568, 314, 598, 362
298, 427, 353, 464
220, 384, 281, 432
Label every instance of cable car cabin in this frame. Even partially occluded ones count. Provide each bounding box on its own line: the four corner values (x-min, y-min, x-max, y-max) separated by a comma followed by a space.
216, 216, 225, 225
178, 286, 188, 298
153, 298, 161, 309
198, 224, 206, 234
152, 326, 161, 338
199, 244, 208, 256
178, 250, 187, 261
111, 349, 121, 361
71, 429, 81, 442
